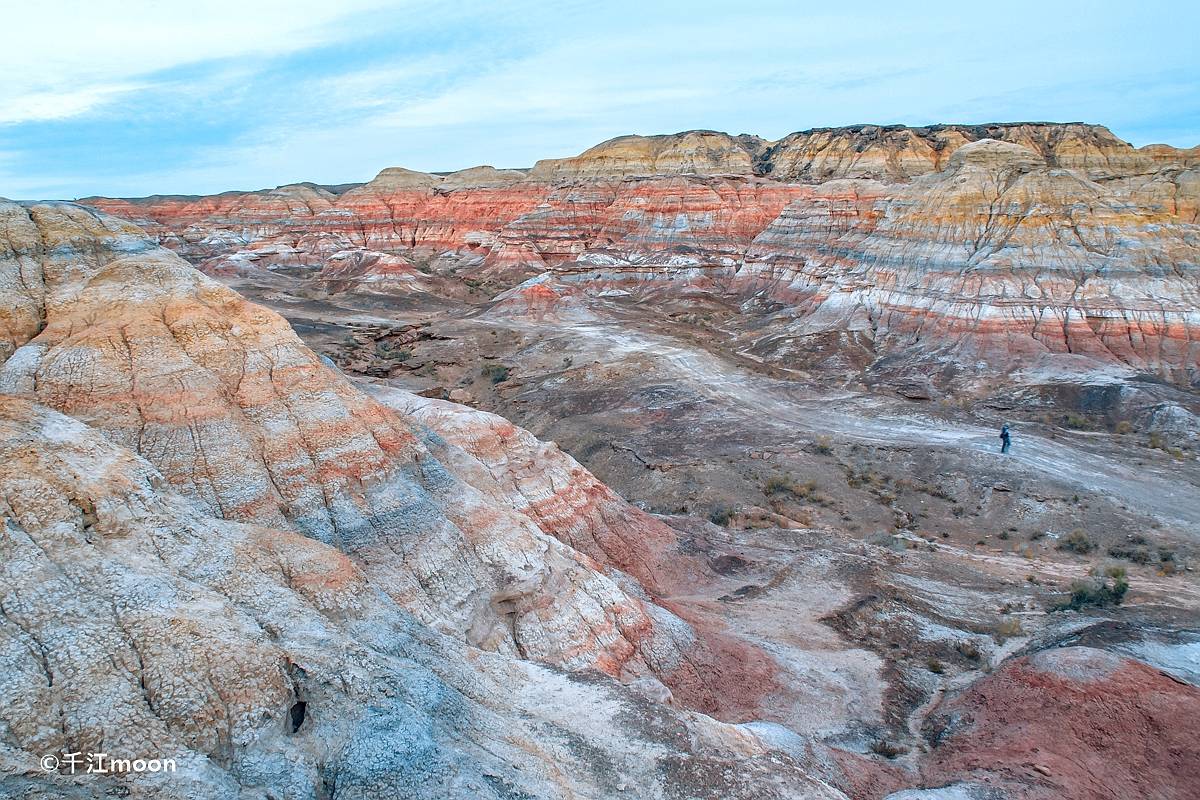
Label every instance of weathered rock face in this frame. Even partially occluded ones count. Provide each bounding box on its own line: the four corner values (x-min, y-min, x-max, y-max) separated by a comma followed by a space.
87, 176, 551, 276
86, 172, 813, 292
920, 647, 1200, 799
530, 130, 764, 181
0, 395, 848, 800
491, 176, 811, 274
735, 139, 1200, 386
760, 122, 1198, 184
0, 199, 782, 718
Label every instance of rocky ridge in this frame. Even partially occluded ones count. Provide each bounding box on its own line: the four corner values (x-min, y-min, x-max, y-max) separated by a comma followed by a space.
82, 125, 1199, 389
732, 139, 1200, 386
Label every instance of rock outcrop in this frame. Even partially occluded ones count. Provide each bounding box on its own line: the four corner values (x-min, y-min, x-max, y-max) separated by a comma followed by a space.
0, 199, 780, 718
920, 647, 1200, 799
759, 122, 1188, 183
529, 130, 763, 181
0, 394, 847, 800
735, 139, 1200, 385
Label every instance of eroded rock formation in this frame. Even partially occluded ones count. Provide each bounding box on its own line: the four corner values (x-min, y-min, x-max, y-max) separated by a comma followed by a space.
0, 395, 845, 800
0, 199, 779, 719
735, 139, 1200, 385
9, 120, 1199, 799
81, 123, 1200, 392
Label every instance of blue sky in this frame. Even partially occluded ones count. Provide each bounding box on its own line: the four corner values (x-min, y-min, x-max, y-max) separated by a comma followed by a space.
2, 0, 1197, 199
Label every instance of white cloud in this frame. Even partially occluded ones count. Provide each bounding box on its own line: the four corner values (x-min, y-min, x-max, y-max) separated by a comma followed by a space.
0, 0, 401, 124
0, 83, 149, 125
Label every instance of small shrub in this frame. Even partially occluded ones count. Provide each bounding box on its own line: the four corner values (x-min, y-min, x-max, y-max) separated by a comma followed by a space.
481, 364, 511, 384
956, 640, 981, 661
1057, 529, 1095, 554
763, 476, 791, 496
1114, 421, 1133, 435
764, 476, 825, 504
874, 490, 898, 505
917, 483, 954, 501
1054, 567, 1129, 611
1063, 413, 1093, 430
926, 658, 945, 674
1107, 543, 1152, 564
708, 505, 735, 527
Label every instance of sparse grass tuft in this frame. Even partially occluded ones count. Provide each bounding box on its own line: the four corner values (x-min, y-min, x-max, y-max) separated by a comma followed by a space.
1056, 529, 1095, 555
764, 476, 831, 506
995, 618, 1024, 641
1107, 542, 1153, 564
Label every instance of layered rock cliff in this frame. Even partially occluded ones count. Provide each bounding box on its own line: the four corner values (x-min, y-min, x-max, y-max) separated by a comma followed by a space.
0, 199, 782, 719
758, 122, 1197, 183
734, 139, 1200, 386
529, 130, 764, 180
82, 125, 1200, 389
0, 395, 848, 800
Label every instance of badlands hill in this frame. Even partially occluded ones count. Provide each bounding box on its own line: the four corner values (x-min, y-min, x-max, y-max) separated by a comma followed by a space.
3, 121, 1198, 799
86, 123, 1200, 391
0, 199, 846, 799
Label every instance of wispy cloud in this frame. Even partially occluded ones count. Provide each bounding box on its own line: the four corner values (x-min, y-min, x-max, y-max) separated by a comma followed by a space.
0, 0, 398, 125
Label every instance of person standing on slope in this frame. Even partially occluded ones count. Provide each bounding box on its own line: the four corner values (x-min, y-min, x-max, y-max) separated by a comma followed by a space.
999, 424, 1011, 454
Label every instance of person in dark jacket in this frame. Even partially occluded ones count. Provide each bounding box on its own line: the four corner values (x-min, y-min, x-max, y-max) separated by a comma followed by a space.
999, 424, 1011, 453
